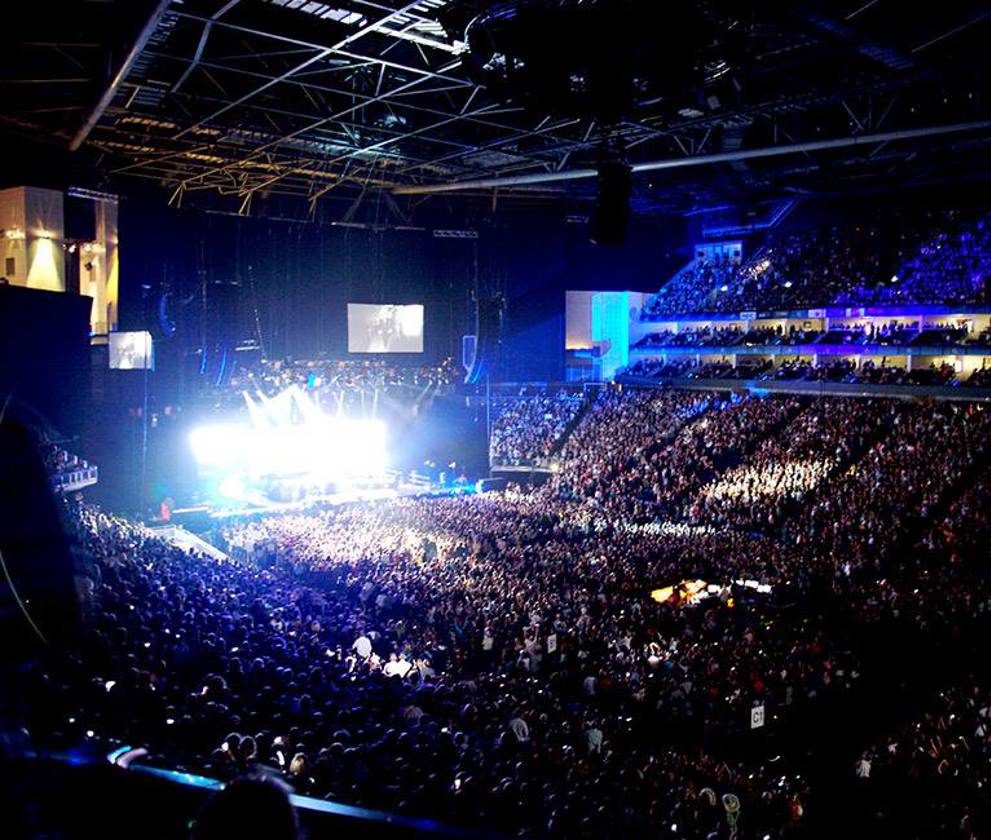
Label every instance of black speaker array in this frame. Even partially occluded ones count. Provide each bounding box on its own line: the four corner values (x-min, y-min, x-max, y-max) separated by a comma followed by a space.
590, 162, 632, 247
464, 296, 503, 384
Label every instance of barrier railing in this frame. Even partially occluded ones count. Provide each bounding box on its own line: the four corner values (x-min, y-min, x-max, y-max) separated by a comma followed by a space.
20, 747, 499, 838
617, 373, 991, 402
52, 466, 99, 492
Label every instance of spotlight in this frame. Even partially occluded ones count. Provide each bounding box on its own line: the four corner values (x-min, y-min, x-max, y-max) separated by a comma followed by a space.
189, 387, 388, 497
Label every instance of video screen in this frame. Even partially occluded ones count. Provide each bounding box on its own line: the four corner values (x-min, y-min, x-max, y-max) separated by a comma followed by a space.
109, 331, 154, 370
347, 303, 424, 353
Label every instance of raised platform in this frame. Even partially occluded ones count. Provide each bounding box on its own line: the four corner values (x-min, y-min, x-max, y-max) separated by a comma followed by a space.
186, 481, 478, 522
148, 524, 229, 561
52, 465, 98, 493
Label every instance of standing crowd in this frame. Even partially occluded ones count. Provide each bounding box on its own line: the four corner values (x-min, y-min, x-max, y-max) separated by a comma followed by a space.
23, 385, 991, 839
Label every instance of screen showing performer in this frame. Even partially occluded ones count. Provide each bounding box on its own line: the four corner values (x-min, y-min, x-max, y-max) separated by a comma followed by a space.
347, 303, 424, 353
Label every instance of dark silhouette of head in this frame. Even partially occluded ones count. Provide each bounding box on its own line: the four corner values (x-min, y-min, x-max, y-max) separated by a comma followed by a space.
192, 776, 298, 840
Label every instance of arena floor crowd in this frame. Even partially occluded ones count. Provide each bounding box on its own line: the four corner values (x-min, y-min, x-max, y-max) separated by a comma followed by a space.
23, 385, 991, 839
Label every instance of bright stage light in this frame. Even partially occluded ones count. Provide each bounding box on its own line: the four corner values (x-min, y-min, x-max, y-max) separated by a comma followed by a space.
189, 388, 388, 500
188, 424, 251, 469
218, 473, 245, 500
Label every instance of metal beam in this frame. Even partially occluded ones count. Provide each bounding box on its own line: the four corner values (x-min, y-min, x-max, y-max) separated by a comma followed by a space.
1, 77, 92, 84
911, 10, 991, 54
177, 55, 466, 189
169, 11, 471, 86
143, 48, 537, 139
173, 47, 332, 140
69, 0, 173, 151
392, 119, 991, 195
172, 0, 444, 141
313, 107, 574, 181
170, 0, 241, 94
391, 115, 583, 178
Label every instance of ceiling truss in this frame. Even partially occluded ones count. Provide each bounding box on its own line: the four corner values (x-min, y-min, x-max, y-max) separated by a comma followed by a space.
5, 0, 991, 217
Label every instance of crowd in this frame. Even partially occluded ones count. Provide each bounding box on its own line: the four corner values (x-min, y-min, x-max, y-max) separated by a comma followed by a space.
686, 398, 894, 532
847, 467, 991, 838
28, 427, 98, 491
226, 357, 460, 400
634, 321, 991, 352
544, 388, 711, 517
23, 383, 991, 838
967, 365, 991, 387
41, 442, 95, 488
634, 325, 823, 349
641, 251, 742, 317
837, 210, 991, 306
489, 391, 585, 464
853, 673, 991, 839
764, 360, 960, 386
31, 493, 829, 838
623, 358, 698, 379
852, 465, 991, 840
642, 209, 991, 319
814, 321, 983, 348
642, 224, 886, 317
792, 402, 991, 568
638, 395, 803, 514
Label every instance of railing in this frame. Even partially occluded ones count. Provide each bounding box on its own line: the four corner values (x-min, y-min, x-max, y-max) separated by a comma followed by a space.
490, 456, 558, 471
22, 747, 498, 839
617, 373, 991, 402
148, 525, 229, 562
52, 465, 98, 492
639, 301, 991, 323
630, 341, 991, 356
408, 471, 434, 489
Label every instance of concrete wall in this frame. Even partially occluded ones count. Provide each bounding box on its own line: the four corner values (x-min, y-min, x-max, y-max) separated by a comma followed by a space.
0, 186, 65, 292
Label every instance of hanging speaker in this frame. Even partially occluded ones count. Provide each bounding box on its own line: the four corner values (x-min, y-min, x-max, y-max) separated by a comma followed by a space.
590, 162, 632, 247
462, 334, 477, 372
465, 297, 503, 384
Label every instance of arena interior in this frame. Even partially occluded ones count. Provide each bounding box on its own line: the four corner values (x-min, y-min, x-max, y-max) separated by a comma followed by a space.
4, 2, 991, 838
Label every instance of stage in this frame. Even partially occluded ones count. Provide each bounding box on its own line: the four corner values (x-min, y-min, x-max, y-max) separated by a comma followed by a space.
163, 478, 478, 528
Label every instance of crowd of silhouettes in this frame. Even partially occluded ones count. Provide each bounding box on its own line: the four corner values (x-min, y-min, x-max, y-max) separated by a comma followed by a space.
20, 385, 991, 838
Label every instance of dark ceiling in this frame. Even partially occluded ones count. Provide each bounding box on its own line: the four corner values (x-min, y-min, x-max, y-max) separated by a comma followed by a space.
3, 0, 991, 221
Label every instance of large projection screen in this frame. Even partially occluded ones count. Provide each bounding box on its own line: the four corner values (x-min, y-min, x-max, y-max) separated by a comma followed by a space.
348, 303, 424, 353
109, 330, 155, 370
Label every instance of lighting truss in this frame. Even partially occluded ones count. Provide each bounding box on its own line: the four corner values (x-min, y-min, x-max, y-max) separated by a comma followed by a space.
31, 0, 990, 216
